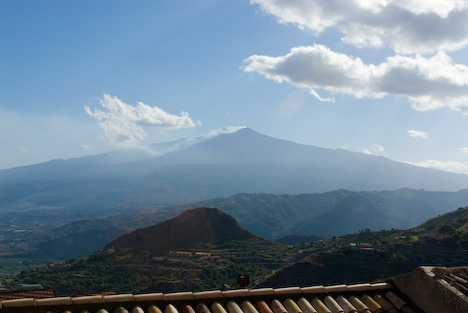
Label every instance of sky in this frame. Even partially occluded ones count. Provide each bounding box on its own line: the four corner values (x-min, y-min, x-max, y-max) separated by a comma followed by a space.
1, 0, 468, 174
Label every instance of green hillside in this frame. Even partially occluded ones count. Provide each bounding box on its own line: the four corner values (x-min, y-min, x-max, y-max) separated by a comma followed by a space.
258, 206, 468, 288
2, 208, 292, 295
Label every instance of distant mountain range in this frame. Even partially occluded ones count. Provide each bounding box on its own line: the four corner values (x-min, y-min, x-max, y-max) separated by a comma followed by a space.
184, 188, 468, 238
1, 127, 468, 217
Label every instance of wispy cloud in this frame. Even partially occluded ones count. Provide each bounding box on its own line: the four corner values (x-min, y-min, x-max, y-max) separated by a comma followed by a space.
276, 91, 306, 118
243, 45, 468, 113
80, 144, 94, 150
407, 159, 468, 174
251, 0, 468, 54
363, 144, 385, 155
459, 147, 468, 153
85, 94, 199, 146
407, 129, 428, 139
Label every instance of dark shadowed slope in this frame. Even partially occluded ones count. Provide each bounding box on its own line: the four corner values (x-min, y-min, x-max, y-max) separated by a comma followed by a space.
107, 207, 256, 255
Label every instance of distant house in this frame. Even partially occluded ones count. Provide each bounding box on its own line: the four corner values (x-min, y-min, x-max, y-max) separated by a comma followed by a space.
169, 251, 193, 258
16, 284, 44, 291
195, 252, 211, 258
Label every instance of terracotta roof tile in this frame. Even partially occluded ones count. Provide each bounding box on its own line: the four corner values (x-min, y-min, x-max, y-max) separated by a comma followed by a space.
256, 300, 273, 313
180, 304, 196, 313
0, 298, 35, 308
311, 298, 331, 313
133, 293, 165, 302
274, 288, 302, 296
369, 283, 390, 291
223, 290, 250, 298
133, 306, 146, 313
323, 296, 343, 313
296, 297, 317, 313
72, 295, 105, 305
35, 296, 72, 306
335, 296, 357, 313
241, 301, 259, 313
300, 286, 326, 295
211, 302, 228, 313
196, 303, 211, 313
0, 267, 450, 313
371, 295, 397, 313
248, 288, 274, 296
348, 296, 370, 313
148, 305, 163, 313
165, 292, 194, 301
283, 298, 302, 313
227, 300, 244, 313
165, 304, 179, 313
115, 306, 130, 313
104, 294, 135, 303
193, 291, 223, 300
346, 284, 371, 292
360, 295, 382, 313
324, 285, 347, 293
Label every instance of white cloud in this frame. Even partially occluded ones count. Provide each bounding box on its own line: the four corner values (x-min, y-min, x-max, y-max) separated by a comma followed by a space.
251, 0, 468, 54
80, 144, 94, 150
459, 147, 468, 153
407, 129, 428, 139
373, 144, 385, 152
85, 94, 198, 146
363, 144, 384, 155
20, 147, 30, 154
407, 159, 468, 174
242, 46, 468, 113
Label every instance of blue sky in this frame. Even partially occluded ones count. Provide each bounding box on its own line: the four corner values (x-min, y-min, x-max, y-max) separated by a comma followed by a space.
1, 0, 468, 174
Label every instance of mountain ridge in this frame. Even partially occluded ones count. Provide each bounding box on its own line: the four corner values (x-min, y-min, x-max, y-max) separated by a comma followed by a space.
1, 127, 468, 215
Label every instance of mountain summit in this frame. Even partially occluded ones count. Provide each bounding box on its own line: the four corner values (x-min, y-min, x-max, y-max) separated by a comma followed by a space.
1, 128, 468, 214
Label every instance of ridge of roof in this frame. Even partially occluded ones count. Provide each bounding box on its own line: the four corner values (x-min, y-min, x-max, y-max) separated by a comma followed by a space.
0, 282, 392, 309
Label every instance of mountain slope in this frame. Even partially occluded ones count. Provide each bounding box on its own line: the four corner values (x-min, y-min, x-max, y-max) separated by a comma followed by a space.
257, 205, 468, 288
108, 207, 255, 255
4, 208, 290, 295
1, 128, 468, 216
181, 189, 468, 238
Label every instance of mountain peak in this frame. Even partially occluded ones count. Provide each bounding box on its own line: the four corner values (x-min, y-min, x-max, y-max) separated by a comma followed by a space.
107, 207, 256, 254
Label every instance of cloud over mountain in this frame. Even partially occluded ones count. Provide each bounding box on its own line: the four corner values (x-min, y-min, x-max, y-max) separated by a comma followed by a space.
85, 94, 198, 146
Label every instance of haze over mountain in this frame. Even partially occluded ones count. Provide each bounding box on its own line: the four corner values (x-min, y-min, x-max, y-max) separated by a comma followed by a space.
1, 128, 468, 217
